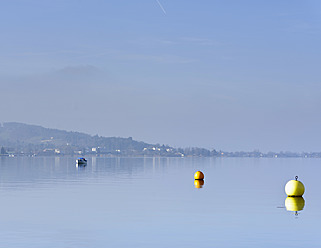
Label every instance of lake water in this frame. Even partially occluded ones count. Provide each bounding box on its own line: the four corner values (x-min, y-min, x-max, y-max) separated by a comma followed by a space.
0, 156, 320, 247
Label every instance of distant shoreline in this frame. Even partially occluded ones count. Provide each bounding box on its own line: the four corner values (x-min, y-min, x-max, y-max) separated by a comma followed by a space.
1, 154, 321, 159
1, 122, 321, 158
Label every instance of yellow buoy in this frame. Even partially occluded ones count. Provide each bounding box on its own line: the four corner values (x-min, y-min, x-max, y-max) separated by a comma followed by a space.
194, 179, 204, 188
194, 171, 204, 180
285, 176, 305, 197
285, 196, 305, 212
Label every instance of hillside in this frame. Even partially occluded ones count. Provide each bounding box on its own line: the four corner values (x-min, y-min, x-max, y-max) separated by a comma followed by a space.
0, 122, 174, 156
1, 122, 313, 158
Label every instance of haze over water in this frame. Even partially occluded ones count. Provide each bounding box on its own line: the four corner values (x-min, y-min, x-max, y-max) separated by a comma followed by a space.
1, 1, 321, 152
0, 156, 320, 247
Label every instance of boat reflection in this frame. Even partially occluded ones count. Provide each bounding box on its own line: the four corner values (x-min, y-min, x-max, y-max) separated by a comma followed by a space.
285, 197, 305, 216
194, 179, 204, 189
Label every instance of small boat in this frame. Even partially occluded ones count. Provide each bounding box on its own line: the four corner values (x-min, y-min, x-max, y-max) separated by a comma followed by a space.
76, 157, 87, 166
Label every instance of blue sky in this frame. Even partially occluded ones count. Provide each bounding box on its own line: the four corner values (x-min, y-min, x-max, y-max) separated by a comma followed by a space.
1, 0, 321, 152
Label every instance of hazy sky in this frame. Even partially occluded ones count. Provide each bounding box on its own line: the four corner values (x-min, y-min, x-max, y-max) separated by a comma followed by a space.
1, 0, 321, 152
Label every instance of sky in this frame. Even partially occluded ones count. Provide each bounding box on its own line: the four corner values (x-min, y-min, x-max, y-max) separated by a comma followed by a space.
0, 0, 321, 152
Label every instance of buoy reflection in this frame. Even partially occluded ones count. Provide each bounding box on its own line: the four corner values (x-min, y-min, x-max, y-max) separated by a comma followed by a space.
285, 196, 305, 216
194, 179, 204, 189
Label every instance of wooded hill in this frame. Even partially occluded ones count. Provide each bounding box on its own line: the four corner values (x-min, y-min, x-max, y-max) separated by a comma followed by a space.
0, 122, 173, 156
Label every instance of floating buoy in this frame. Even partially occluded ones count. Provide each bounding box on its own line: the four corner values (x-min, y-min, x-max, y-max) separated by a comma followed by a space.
194, 179, 204, 189
285, 196, 305, 212
194, 171, 204, 180
285, 176, 305, 197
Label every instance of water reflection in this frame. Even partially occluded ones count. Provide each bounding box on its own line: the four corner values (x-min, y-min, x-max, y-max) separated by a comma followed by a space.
194, 179, 204, 188
285, 197, 305, 216
91, 157, 96, 167
76, 164, 87, 169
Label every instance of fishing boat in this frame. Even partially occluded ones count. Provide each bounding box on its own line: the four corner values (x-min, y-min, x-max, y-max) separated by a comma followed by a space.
76, 157, 87, 166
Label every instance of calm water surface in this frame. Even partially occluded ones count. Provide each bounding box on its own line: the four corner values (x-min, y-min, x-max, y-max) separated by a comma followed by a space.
0, 156, 320, 247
